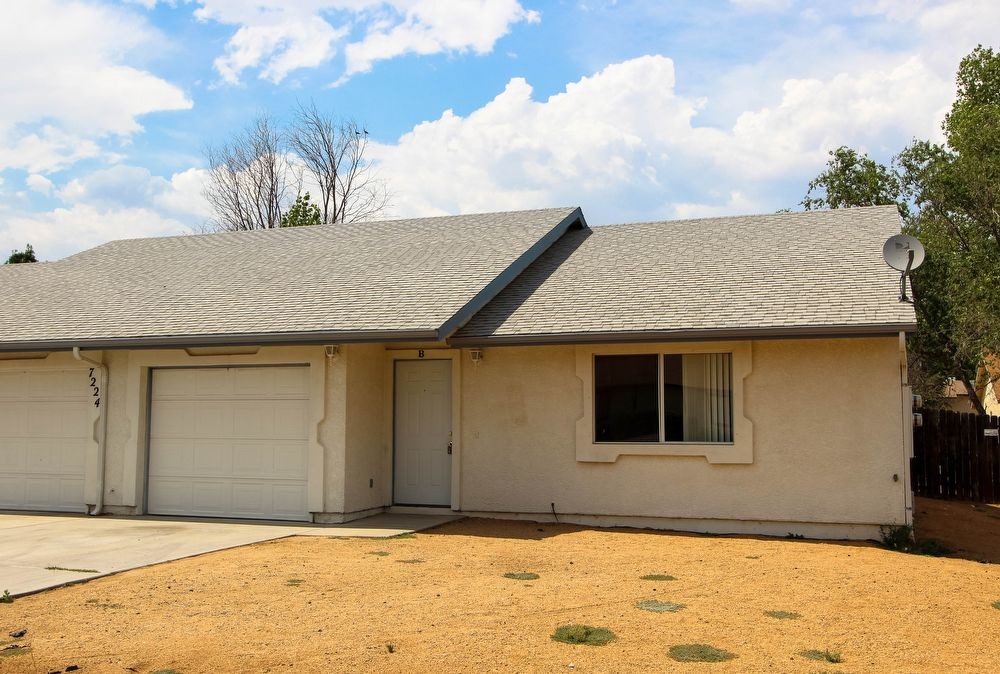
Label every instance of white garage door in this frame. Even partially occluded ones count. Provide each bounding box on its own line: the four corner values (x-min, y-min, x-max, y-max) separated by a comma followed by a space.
147, 366, 311, 522
0, 369, 90, 512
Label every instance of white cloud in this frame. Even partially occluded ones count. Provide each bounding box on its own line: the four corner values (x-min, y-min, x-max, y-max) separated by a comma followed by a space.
0, 0, 191, 173
0, 204, 193, 261
58, 164, 211, 221
26, 174, 54, 196
372, 1, 996, 223
192, 0, 538, 85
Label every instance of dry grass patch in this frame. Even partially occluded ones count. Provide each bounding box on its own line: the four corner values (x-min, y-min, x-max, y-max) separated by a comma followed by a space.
503, 572, 539, 580
635, 599, 685, 613
551, 624, 616, 646
800, 648, 843, 663
765, 610, 801, 620
669, 644, 736, 662
639, 573, 676, 581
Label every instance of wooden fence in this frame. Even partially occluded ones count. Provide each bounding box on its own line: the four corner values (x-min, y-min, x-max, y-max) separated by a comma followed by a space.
911, 408, 1000, 502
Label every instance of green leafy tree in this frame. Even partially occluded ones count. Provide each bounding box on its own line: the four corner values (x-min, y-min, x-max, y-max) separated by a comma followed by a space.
800, 46, 1000, 413
280, 192, 322, 227
5, 244, 37, 264
802, 146, 909, 218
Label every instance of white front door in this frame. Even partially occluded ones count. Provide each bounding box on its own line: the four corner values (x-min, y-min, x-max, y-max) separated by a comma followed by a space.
393, 360, 452, 506
147, 366, 310, 521
0, 369, 90, 512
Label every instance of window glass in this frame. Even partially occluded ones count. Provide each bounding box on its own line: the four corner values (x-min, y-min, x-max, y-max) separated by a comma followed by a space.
665, 353, 733, 443
594, 354, 659, 442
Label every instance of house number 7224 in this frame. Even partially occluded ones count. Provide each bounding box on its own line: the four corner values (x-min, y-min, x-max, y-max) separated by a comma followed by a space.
88, 367, 101, 408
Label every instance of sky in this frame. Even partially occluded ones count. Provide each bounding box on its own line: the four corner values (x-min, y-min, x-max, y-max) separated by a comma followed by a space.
0, 0, 997, 261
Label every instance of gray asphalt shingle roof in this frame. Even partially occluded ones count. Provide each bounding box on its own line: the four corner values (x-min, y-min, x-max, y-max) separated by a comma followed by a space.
452, 205, 916, 343
0, 208, 581, 350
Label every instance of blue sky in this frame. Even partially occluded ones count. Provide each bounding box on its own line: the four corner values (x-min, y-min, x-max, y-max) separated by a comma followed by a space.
0, 0, 996, 259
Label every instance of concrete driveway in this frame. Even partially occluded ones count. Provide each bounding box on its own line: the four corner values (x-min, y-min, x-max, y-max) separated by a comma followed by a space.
0, 511, 461, 596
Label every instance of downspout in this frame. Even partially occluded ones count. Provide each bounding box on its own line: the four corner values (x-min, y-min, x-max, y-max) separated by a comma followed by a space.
899, 332, 914, 526
73, 347, 107, 516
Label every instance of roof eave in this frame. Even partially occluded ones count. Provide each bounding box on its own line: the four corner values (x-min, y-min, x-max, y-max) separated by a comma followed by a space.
434, 207, 587, 341
447, 322, 919, 347
0, 328, 442, 353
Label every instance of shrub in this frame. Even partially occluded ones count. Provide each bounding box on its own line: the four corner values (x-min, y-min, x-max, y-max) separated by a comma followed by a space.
0, 591, 12, 604
764, 610, 801, 620
639, 574, 676, 581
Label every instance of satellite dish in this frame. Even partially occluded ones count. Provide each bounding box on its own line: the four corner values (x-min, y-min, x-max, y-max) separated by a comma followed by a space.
882, 234, 925, 304
882, 234, 925, 272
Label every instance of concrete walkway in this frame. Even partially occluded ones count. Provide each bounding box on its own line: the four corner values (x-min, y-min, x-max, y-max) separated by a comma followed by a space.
0, 511, 462, 596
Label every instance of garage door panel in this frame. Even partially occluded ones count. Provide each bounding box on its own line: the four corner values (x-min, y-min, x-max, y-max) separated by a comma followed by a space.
272, 367, 309, 396
147, 366, 310, 522
193, 440, 234, 475
0, 441, 26, 471
147, 479, 193, 512
0, 369, 89, 513
148, 439, 195, 475
272, 485, 307, 518
273, 443, 307, 477
0, 477, 26, 507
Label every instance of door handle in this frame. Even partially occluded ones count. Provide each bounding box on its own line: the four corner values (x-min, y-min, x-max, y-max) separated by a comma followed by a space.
447, 442, 453, 455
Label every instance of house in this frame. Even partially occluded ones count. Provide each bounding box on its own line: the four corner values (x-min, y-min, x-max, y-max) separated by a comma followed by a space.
940, 378, 976, 414
0, 205, 916, 539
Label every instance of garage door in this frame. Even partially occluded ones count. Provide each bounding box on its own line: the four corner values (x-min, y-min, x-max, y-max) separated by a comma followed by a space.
147, 366, 311, 521
0, 369, 90, 512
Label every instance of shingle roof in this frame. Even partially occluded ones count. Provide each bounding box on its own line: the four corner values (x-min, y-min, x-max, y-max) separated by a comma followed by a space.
0, 208, 582, 350
452, 206, 916, 344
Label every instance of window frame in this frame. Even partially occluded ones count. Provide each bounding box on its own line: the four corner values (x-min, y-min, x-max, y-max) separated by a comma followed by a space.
575, 341, 753, 464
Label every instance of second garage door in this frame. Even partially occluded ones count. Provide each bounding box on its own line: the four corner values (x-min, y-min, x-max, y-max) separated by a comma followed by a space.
147, 366, 311, 521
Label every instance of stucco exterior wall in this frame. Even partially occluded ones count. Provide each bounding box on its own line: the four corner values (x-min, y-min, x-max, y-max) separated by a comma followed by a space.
458, 338, 908, 534
343, 343, 389, 515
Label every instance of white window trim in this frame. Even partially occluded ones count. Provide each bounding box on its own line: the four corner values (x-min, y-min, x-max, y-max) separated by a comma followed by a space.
575, 341, 753, 464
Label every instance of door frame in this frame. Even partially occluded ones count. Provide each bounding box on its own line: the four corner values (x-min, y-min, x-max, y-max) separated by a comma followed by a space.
0, 351, 102, 510
383, 348, 462, 510
142, 363, 315, 520
125, 346, 327, 516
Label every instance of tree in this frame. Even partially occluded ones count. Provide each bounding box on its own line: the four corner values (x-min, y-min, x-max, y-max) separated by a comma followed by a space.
203, 114, 297, 231
288, 102, 388, 224
5, 244, 37, 264
203, 105, 388, 231
799, 46, 1000, 414
281, 192, 322, 227
802, 146, 909, 218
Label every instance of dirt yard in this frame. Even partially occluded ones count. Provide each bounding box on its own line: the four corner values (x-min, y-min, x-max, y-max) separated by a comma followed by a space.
2, 501, 999, 673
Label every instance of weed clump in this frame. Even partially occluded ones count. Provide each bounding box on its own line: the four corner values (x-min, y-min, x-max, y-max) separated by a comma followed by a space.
879, 525, 952, 556
636, 599, 686, 613
551, 625, 616, 646
503, 572, 539, 581
668, 644, 735, 662
800, 649, 843, 663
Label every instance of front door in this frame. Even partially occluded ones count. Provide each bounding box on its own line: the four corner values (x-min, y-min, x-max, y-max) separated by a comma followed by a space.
393, 360, 452, 506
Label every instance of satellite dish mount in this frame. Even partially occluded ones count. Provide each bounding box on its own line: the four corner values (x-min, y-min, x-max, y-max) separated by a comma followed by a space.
882, 234, 925, 304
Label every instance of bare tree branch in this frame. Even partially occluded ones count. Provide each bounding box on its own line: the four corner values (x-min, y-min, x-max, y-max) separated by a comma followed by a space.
203, 114, 295, 231
288, 101, 389, 224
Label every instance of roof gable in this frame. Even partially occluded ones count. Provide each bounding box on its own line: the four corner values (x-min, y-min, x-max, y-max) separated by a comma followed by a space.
452, 206, 916, 344
0, 207, 583, 350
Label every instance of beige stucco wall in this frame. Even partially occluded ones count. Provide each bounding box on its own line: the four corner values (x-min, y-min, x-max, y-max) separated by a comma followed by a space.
342, 343, 389, 515
458, 337, 909, 532
1, 335, 909, 537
